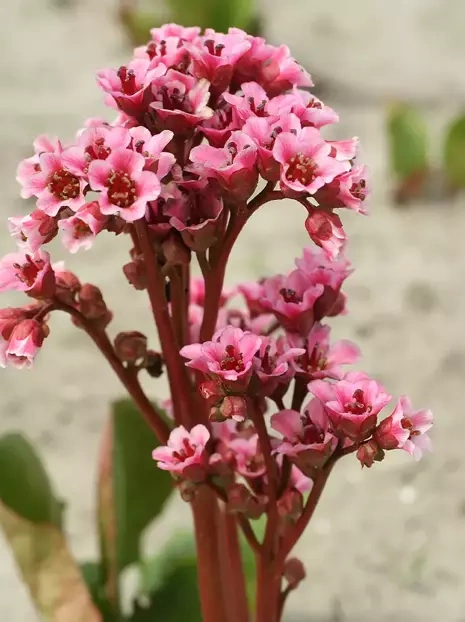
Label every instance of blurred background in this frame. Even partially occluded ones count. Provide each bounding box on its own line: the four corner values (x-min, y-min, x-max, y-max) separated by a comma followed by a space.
1, 0, 465, 620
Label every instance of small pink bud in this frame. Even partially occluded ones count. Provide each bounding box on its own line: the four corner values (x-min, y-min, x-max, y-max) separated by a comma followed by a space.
162, 233, 191, 267
284, 558, 306, 590
114, 331, 148, 365
219, 395, 248, 422
277, 488, 303, 523
123, 256, 147, 290
55, 270, 81, 305
199, 379, 224, 400
356, 439, 385, 468
4, 319, 48, 369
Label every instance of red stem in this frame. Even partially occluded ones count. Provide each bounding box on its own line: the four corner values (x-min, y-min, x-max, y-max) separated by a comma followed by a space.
255, 555, 281, 622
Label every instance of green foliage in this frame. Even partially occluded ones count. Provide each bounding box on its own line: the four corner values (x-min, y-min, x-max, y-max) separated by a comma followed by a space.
0, 433, 62, 526
387, 103, 428, 180
444, 114, 465, 188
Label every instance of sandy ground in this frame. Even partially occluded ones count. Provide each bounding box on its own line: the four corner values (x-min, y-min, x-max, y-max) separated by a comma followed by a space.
1, 1, 465, 621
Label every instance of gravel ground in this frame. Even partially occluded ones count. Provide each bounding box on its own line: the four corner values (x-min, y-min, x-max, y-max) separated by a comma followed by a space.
1, 1, 465, 621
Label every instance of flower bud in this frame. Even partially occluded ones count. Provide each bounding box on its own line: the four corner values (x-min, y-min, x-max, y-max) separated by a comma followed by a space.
218, 395, 248, 422
284, 558, 306, 590
0, 307, 29, 340
356, 439, 385, 468
4, 319, 48, 369
145, 350, 164, 377
78, 284, 112, 329
114, 331, 148, 365
162, 233, 191, 267
227, 483, 265, 519
55, 270, 81, 305
199, 379, 224, 401
123, 256, 147, 290
277, 488, 303, 523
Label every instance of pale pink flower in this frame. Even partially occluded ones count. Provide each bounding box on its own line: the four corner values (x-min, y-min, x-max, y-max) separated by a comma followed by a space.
4, 319, 47, 369
374, 400, 410, 451
0, 307, 31, 342
190, 130, 258, 200
305, 210, 347, 259
268, 89, 338, 129
273, 126, 350, 194
19, 152, 87, 216
228, 434, 266, 479
387, 396, 433, 460
8, 211, 58, 252
96, 59, 167, 116
288, 462, 313, 494
260, 269, 324, 334
237, 281, 267, 317
315, 165, 370, 214
180, 325, 262, 383
0, 250, 55, 299
88, 148, 161, 222
152, 424, 210, 478
150, 23, 201, 42
310, 375, 391, 441
62, 126, 131, 176
271, 400, 337, 472
58, 201, 108, 253
287, 323, 360, 380
328, 137, 358, 161
129, 127, 175, 178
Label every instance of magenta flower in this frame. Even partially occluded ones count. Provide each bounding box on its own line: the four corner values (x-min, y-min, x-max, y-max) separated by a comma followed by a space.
381, 396, 433, 460
223, 81, 271, 122
315, 165, 370, 214
271, 400, 337, 472
273, 126, 350, 195
8, 210, 58, 252
88, 148, 161, 222
260, 269, 324, 334
58, 201, 108, 253
180, 325, 262, 384
97, 59, 167, 117
254, 336, 305, 393
129, 127, 175, 177
310, 373, 392, 441
190, 130, 258, 200
287, 323, 360, 380
0, 250, 55, 299
305, 210, 347, 259
3, 319, 47, 370
152, 424, 210, 478
269, 89, 338, 129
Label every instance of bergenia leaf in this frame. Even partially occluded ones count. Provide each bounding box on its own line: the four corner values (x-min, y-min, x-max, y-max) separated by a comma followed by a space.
444, 114, 465, 188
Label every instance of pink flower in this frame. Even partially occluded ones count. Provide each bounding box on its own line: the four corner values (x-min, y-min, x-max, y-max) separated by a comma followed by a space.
254, 336, 305, 393
190, 277, 233, 307
180, 325, 262, 384
328, 138, 358, 161
190, 130, 258, 200
152, 424, 210, 479
201, 99, 238, 147
380, 396, 433, 460
20, 152, 87, 216
150, 71, 213, 133
129, 127, 175, 178
228, 434, 266, 479
287, 323, 360, 380
237, 281, 267, 317
315, 165, 370, 214
288, 463, 313, 494
260, 269, 324, 334
0, 250, 55, 299
8, 210, 58, 252
150, 23, 201, 42
310, 374, 392, 441
223, 81, 271, 122
273, 126, 350, 195
61, 125, 131, 176
271, 400, 337, 472
134, 34, 192, 69
3, 319, 48, 370
58, 201, 108, 253
0, 307, 31, 342
268, 89, 338, 129
305, 210, 347, 259
96, 59, 167, 117
88, 149, 161, 222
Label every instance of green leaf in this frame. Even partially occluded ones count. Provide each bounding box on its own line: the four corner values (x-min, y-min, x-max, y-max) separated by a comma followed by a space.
81, 562, 117, 622
0, 504, 101, 622
98, 399, 173, 607
387, 103, 428, 180
444, 114, 465, 188
167, 0, 256, 31
0, 433, 62, 526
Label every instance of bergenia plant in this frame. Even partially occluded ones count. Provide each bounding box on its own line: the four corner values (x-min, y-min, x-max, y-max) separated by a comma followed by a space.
0, 23, 433, 622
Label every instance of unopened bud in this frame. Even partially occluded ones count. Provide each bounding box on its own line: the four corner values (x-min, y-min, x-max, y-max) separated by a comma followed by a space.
179, 480, 198, 502
356, 439, 385, 468
283, 558, 306, 590
114, 331, 147, 365
123, 256, 147, 290
213, 395, 247, 422
55, 270, 81, 305
227, 483, 265, 519
145, 350, 164, 377
199, 379, 224, 401
162, 233, 191, 267
277, 489, 303, 523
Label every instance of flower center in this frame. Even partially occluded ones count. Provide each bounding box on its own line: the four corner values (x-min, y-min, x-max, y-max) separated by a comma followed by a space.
85, 138, 111, 161
401, 417, 421, 437
157, 85, 191, 113
107, 170, 137, 208
350, 179, 367, 201
220, 344, 245, 372
117, 66, 138, 95
344, 389, 371, 415
306, 98, 322, 110
47, 170, 80, 200
247, 96, 267, 116
279, 287, 302, 304
260, 344, 277, 375
172, 438, 196, 462
305, 341, 328, 373
204, 40, 225, 56
73, 220, 92, 239
13, 255, 42, 287
301, 422, 325, 445
285, 153, 317, 185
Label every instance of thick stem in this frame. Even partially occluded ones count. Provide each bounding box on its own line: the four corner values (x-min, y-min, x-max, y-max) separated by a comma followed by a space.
56, 304, 170, 444
218, 508, 250, 622
255, 555, 281, 622
191, 487, 229, 622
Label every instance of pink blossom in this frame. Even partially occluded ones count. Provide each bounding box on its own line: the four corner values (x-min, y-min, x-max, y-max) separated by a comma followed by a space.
305, 210, 347, 259
190, 277, 233, 307
201, 99, 238, 147
150, 71, 213, 133
271, 400, 337, 472
310, 375, 392, 441
134, 33, 193, 69
8, 211, 58, 252
254, 336, 305, 392
237, 281, 267, 317
190, 130, 258, 200
273, 126, 350, 195
96, 59, 167, 117
315, 165, 370, 214
328, 138, 358, 161
212, 395, 248, 423
228, 434, 266, 479
269, 89, 338, 129
61, 126, 131, 176
3, 319, 48, 369
0, 250, 55, 299
19, 152, 87, 216
152, 424, 210, 479
223, 81, 271, 122
150, 23, 201, 42
288, 323, 360, 380
129, 127, 175, 178
88, 148, 161, 222
180, 325, 262, 384
58, 201, 108, 253
288, 463, 313, 494
385, 396, 433, 460
260, 269, 324, 334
